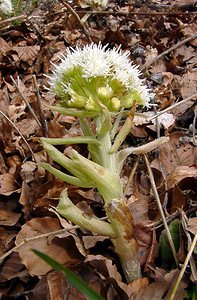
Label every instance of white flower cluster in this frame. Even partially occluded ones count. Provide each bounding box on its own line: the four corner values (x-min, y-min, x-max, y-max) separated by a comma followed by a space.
48, 43, 152, 112
78, 0, 108, 9
0, 0, 12, 15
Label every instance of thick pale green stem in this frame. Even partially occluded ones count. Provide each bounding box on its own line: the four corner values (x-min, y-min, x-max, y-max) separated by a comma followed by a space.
95, 115, 117, 172
106, 199, 141, 282
57, 190, 117, 238
94, 114, 141, 282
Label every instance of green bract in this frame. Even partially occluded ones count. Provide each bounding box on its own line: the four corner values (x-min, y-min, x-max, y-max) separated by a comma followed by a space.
47, 43, 152, 114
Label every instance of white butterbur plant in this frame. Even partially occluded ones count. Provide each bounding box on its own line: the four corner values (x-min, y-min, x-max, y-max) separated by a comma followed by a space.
48, 43, 151, 113
42, 43, 168, 282
0, 0, 12, 16
78, 0, 108, 9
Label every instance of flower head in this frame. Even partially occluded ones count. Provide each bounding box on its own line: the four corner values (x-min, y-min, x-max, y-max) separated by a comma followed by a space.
48, 43, 152, 113
78, 0, 108, 9
0, 0, 12, 15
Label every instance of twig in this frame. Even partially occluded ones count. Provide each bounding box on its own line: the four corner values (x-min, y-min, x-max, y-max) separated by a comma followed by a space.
144, 154, 179, 266
0, 14, 26, 26
141, 33, 197, 71
54, 10, 197, 16
180, 211, 197, 282
10, 76, 41, 128
192, 106, 197, 146
32, 75, 48, 137
169, 234, 197, 300
146, 210, 179, 229
0, 214, 108, 264
0, 225, 79, 264
123, 156, 139, 196
147, 93, 197, 122
0, 110, 36, 161
59, 0, 92, 43
25, 18, 46, 43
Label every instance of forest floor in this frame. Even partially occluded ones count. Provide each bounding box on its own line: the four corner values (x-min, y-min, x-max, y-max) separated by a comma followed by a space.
0, 0, 197, 299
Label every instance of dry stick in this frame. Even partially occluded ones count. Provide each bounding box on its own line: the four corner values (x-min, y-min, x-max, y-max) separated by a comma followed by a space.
146, 210, 179, 229
0, 110, 36, 161
0, 8, 195, 28
0, 215, 108, 263
169, 234, 197, 300
32, 75, 48, 138
141, 33, 197, 71
60, 10, 197, 16
0, 225, 79, 264
0, 14, 26, 26
25, 18, 46, 43
181, 211, 197, 282
59, 0, 92, 43
143, 154, 179, 266
192, 106, 197, 146
147, 93, 197, 122
123, 156, 139, 196
10, 76, 41, 128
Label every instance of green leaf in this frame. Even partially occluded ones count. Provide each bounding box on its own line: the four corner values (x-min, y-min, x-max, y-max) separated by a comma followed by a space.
32, 249, 105, 300
159, 219, 180, 261
46, 105, 98, 117
41, 136, 100, 146
40, 163, 94, 188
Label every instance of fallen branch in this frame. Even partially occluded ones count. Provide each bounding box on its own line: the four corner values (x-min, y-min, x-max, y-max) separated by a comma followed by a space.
147, 93, 197, 122
57, 10, 197, 16
144, 154, 179, 266
0, 225, 79, 264
10, 76, 41, 128
141, 33, 197, 71
0, 109, 36, 161
59, 0, 92, 42
169, 234, 197, 300
32, 75, 48, 138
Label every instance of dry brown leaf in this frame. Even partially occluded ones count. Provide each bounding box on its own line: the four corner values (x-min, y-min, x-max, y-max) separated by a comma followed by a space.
16, 119, 39, 137
0, 252, 24, 282
175, 45, 196, 62
167, 166, 197, 188
151, 132, 197, 175
20, 161, 37, 183
170, 185, 187, 212
128, 195, 149, 224
13, 45, 40, 63
129, 277, 149, 296
19, 181, 33, 218
76, 189, 100, 202
181, 24, 197, 46
47, 271, 68, 300
85, 254, 133, 298
180, 70, 197, 99
131, 269, 187, 300
8, 103, 26, 122
188, 217, 197, 235
15, 217, 81, 276
82, 235, 109, 249
7, 155, 21, 174
47, 118, 66, 138
0, 209, 21, 226
0, 173, 19, 196
0, 228, 17, 256
0, 37, 12, 56
134, 224, 153, 266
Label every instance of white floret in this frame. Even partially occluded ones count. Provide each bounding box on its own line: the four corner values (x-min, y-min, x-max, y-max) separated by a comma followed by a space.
78, 0, 108, 8
49, 43, 152, 109
0, 0, 12, 15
